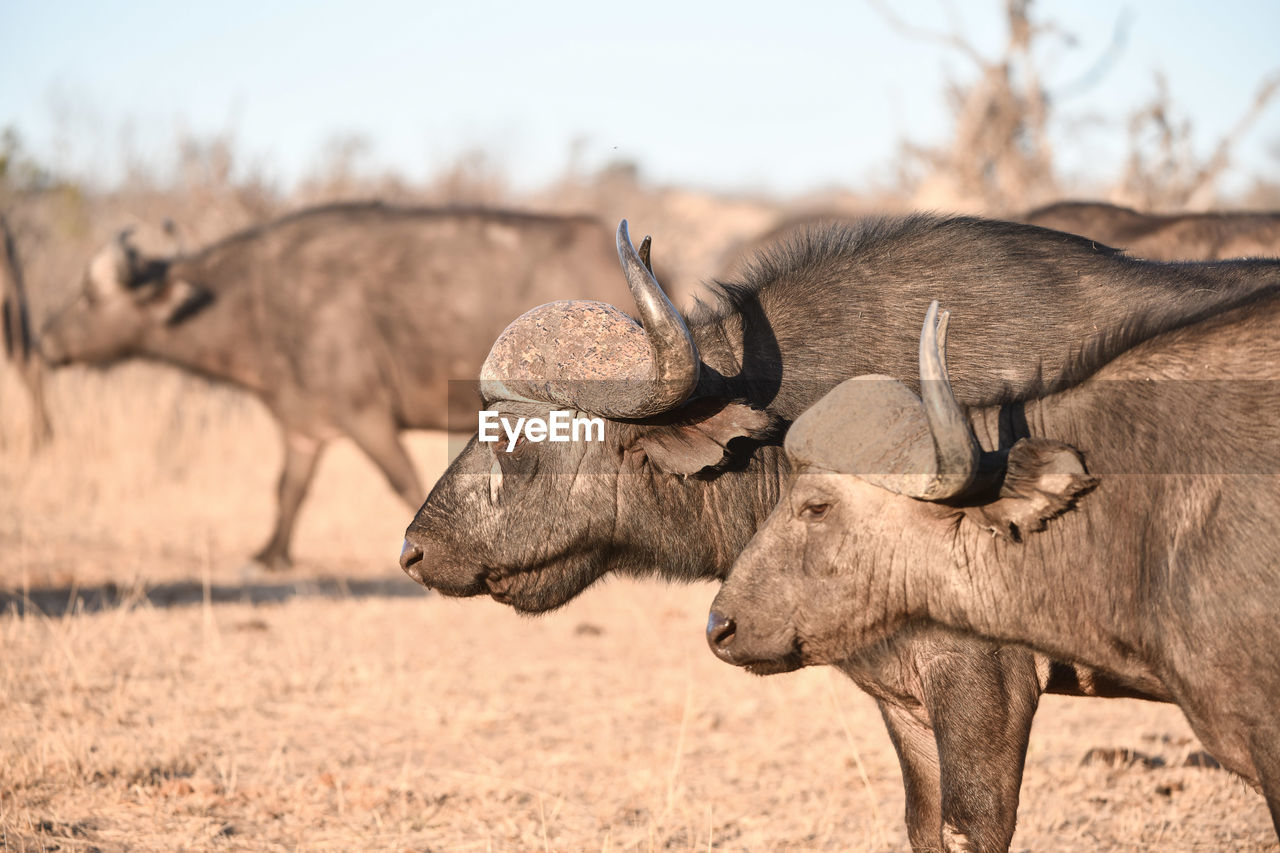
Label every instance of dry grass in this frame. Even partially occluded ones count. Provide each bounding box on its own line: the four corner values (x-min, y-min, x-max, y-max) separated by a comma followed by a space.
2, 573, 1276, 851
1, 354, 1276, 852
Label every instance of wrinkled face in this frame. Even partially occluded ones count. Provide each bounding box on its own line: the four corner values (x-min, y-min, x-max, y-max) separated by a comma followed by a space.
402, 395, 772, 613
401, 401, 627, 613
41, 240, 192, 366
708, 468, 939, 673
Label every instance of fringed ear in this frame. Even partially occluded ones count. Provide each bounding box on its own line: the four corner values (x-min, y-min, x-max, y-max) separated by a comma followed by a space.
147, 278, 214, 326
968, 438, 1099, 541
631, 400, 773, 476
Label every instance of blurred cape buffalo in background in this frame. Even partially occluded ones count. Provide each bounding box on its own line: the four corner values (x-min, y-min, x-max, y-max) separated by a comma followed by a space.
1, 214, 52, 451
402, 215, 1280, 851
1024, 200, 1280, 260
722, 200, 1280, 280
709, 296, 1280, 839
40, 202, 626, 568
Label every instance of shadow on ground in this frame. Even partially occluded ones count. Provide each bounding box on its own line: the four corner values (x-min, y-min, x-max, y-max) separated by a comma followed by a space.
0, 574, 429, 617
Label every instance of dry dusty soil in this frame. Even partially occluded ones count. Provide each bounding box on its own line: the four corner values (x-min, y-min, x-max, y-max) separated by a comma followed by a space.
2, 364, 1277, 851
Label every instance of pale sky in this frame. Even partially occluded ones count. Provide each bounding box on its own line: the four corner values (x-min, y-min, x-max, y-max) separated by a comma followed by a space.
2, 0, 1277, 196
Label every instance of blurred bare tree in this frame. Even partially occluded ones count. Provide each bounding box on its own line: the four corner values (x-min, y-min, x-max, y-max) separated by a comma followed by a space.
423, 149, 509, 206
876, 0, 1280, 215
1242, 139, 1280, 209
0, 127, 56, 195
1118, 72, 1280, 211
170, 128, 277, 237
300, 132, 402, 203
872, 0, 1102, 213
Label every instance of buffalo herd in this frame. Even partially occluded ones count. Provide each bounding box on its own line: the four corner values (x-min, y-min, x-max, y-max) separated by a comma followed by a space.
8, 200, 1280, 850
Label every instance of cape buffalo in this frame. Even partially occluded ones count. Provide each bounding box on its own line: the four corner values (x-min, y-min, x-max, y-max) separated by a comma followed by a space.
401, 215, 1280, 851
40, 202, 627, 568
1025, 200, 1280, 260
1, 214, 51, 450
708, 296, 1280, 841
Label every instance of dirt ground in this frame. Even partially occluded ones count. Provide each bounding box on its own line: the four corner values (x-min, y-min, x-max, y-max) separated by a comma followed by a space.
2, 362, 1277, 853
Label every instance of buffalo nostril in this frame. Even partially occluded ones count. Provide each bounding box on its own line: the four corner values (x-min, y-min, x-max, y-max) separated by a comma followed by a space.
706, 611, 736, 651
399, 539, 424, 577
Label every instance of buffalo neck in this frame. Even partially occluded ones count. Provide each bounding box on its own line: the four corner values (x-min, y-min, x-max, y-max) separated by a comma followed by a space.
925, 300, 1280, 691
922, 475, 1170, 691
899, 383, 1166, 686
137, 280, 267, 394
945, 386, 1161, 676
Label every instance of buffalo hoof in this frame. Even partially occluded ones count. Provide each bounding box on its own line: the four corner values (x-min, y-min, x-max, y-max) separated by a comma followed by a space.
248, 550, 293, 573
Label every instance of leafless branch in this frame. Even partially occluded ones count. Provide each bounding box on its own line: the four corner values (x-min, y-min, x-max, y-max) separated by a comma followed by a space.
1054, 8, 1131, 99
1188, 72, 1280, 196
866, 0, 986, 66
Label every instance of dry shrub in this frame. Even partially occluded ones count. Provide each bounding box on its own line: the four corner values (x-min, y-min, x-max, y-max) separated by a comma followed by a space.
877, 0, 1279, 215
1117, 72, 1280, 211
875, 0, 1065, 214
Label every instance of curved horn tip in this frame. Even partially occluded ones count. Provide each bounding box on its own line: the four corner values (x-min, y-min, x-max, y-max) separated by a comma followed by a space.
922, 300, 940, 331
609, 218, 701, 417
919, 301, 938, 360
920, 300, 952, 365
638, 235, 653, 272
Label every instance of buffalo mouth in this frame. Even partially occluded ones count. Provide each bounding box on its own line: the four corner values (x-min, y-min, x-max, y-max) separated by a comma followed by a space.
483, 570, 566, 613
741, 650, 804, 676
482, 569, 523, 604
414, 573, 487, 599
479, 553, 603, 614
715, 633, 804, 675
403, 544, 597, 613
398, 537, 488, 598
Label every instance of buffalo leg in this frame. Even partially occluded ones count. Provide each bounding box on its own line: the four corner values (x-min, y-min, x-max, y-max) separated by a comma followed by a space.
1250, 728, 1280, 839
253, 430, 323, 569
1265, 777, 1280, 842
922, 645, 1041, 853
24, 360, 52, 448
878, 699, 944, 851
344, 413, 425, 509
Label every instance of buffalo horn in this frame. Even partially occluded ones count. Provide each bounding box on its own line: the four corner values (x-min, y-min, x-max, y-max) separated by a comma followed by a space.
915, 300, 980, 499
609, 220, 700, 417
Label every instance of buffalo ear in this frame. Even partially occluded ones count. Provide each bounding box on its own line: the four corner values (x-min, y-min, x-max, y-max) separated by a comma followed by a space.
968, 438, 1099, 541
632, 400, 773, 476
148, 278, 214, 326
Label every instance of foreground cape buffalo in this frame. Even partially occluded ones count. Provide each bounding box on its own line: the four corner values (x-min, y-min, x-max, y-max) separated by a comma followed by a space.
39, 202, 626, 567
709, 296, 1280, 840
1, 214, 51, 450
1025, 200, 1280, 260
401, 215, 1280, 851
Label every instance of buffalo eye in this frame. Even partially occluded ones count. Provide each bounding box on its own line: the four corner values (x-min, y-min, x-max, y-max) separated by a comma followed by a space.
495, 433, 531, 476
800, 501, 830, 522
